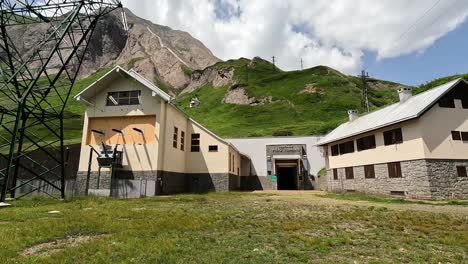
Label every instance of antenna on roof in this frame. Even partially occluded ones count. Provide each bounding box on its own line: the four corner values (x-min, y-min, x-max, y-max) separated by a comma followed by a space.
359, 70, 370, 113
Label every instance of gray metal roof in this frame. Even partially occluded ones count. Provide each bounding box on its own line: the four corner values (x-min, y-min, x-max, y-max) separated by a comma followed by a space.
74, 66, 172, 102
316, 78, 465, 146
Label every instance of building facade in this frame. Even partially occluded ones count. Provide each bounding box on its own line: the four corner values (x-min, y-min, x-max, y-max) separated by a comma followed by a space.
74, 66, 245, 197
227, 137, 326, 191
317, 79, 468, 199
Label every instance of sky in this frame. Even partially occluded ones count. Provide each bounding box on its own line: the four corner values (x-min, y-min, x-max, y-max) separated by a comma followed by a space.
121, 0, 468, 86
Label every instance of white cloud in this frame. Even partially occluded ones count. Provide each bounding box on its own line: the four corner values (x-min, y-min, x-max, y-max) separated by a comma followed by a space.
121, 0, 468, 74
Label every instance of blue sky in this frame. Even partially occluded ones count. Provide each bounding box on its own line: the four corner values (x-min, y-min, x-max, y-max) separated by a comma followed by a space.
123, 0, 468, 86
363, 20, 468, 86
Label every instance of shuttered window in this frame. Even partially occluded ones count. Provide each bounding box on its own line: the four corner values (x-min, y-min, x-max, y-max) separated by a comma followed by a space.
345, 167, 354, 179
180, 131, 185, 151
173, 127, 178, 148
452, 131, 462, 140
462, 132, 468, 141
339, 141, 355, 155
331, 145, 339, 156
457, 166, 467, 177
191, 133, 200, 152
384, 128, 403, 146
364, 165, 375, 179
357, 135, 376, 151
439, 97, 455, 108
388, 162, 402, 178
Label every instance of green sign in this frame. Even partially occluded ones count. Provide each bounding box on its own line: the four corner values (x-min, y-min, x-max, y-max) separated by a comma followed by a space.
271, 175, 277, 181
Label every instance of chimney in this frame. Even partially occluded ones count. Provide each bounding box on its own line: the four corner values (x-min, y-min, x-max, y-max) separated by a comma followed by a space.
397, 87, 412, 103
348, 110, 358, 122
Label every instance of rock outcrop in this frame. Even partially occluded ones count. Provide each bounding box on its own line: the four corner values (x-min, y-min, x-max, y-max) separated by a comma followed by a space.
9, 8, 220, 89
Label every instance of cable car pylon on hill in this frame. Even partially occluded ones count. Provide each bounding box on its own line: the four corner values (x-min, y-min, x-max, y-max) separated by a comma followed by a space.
0, 0, 123, 202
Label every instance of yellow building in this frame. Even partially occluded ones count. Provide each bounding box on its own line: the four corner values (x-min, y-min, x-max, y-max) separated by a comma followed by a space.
317, 79, 468, 199
74, 66, 245, 197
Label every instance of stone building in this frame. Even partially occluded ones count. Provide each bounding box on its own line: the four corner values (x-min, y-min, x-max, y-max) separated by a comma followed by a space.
317, 79, 468, 199
74, 66, 247, 197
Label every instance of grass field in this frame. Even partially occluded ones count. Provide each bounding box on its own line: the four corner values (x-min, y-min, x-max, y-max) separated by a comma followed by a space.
0, 192, 467, 263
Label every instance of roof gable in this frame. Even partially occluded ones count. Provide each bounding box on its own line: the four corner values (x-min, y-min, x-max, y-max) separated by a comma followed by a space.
74, 66, 172, 103
317, 78, 467, 146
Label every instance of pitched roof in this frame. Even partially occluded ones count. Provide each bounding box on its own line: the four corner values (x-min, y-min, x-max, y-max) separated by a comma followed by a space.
317, 78, 466, 146
73, 66, 172, 102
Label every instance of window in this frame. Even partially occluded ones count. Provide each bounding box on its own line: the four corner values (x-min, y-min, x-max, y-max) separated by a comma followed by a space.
106, 90, 141, 106
209, 145, 218, 152
439, 97, 455, 108
388, 162, 402, 178
357, 135, 376, 151
232, 154, 235, 172
180, 131, 185, 151
462, 132, 468, 141
457, 166, 467, 177
384, 128, 403, 146
173, 127, 178, 148
191, 133, 200, 152
364, 165, 375, 179
345, 167, 354, 179
331, 145, 339, 156
333, 169, 338, 180
339, 141, 355, 155
390, 191, 405, 196
452, 131, 462, 141
237, 167, 240, 175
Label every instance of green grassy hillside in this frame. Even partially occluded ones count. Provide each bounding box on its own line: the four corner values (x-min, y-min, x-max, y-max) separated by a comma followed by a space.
20, 59, 465, 145
175, 58, 400, 137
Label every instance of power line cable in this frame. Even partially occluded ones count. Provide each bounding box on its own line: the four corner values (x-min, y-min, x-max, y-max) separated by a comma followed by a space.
364, 0, 442, 72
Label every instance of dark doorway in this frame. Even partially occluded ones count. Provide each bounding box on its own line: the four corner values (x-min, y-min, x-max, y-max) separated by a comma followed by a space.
276, 162, 298, 190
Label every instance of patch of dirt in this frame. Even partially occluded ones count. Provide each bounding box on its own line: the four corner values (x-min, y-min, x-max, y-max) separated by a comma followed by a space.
299, 83, 325, 95
0, 221, 9, 225
223, 86, 272, 105
21, 235, 109, 257
367, 80, 404, 90
213, 68, 235, 88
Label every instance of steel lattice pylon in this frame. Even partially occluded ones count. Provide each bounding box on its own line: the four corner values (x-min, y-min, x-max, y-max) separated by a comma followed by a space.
0, 0, 122, 202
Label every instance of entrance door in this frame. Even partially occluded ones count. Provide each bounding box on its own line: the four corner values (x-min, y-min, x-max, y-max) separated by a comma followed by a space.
276, 160, 298, 190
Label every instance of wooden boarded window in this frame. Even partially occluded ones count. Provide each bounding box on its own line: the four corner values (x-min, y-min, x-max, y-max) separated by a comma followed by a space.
364, 165, 375, 179
339, 141, 355, 155
452, 131, 461, 141
191, 133, 200, 152
331, 145, 339, 156
173, 127, 178, 148
357, 135, 376, 151
388, 162, 402, 178
86, 115, 156, 145
457, 166, 467, 177
180, 131, 185, 151
345, 167, 354, 179
333, 168, 338, 180
384, 128, 403, 146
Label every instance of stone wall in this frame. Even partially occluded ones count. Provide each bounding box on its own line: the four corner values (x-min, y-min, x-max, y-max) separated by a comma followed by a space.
76, 170, 237, 197
426, 159, 468, 199
327, 159, 468, 199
